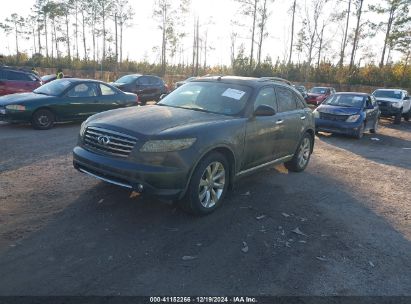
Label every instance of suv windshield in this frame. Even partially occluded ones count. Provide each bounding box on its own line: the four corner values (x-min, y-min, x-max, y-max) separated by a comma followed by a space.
310, 87, 329, 94
159, 82, 252, 116
373, 90, 402, 99
33, 79, 72, 96
323, 94, 365, 108
114, 75, 140, 84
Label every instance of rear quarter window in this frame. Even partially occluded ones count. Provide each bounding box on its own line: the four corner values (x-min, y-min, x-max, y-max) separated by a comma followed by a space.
276, 86, 298, 112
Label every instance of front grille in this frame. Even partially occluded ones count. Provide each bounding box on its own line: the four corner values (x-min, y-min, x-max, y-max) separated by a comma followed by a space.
83, 126, 137, 158
377, 101, 388, 107
319, 112, 349, 122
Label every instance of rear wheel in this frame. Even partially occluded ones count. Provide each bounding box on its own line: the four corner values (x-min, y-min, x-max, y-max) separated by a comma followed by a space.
285, 133, 313, 172
31, 109, 55, 130
180, 152, 229, 215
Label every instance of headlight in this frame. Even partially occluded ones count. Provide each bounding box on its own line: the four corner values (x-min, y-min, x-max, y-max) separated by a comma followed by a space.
346, 114, 361, 122
392, 102, 403, 108
313, 110, 319, 118
80, 121, 87, 136
140, 138, 197, 152
5, 105, 26, 111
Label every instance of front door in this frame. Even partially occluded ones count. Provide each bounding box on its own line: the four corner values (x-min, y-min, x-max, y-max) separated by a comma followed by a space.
243, 86, 284, 170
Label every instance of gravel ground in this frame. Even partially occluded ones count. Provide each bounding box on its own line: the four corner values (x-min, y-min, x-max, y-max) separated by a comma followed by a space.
0, 118, 410, 296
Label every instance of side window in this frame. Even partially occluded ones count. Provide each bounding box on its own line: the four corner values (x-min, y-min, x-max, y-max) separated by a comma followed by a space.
366, 96, 372, 107
7, 71, 25, 81
276, 87, 297, 112
293, 92, 305, 109
67, 83, 99, 98
254, 87, 277, 111
371, 96, 377, 106
100, 84, 116, 96
0, 70, 6, 79
138, 77, 150, 85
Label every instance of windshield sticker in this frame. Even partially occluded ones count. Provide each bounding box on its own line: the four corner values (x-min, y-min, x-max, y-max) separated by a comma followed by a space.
222, 88, 246, 100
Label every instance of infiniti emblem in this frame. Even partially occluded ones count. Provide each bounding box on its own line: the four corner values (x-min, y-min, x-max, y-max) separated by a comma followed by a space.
97, 135, 111, 145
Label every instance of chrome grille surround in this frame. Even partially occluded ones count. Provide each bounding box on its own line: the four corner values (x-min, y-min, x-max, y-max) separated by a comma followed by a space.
83, 126, 137, 158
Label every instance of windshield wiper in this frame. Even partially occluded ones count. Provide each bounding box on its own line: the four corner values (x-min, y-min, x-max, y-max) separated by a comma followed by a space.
34, 92, 49, 96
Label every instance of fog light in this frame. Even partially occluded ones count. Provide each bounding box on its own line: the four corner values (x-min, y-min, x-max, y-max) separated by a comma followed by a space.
137, 184, 144, 193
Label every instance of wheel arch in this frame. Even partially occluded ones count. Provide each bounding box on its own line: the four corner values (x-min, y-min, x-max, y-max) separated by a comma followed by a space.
179, 145, 237, 200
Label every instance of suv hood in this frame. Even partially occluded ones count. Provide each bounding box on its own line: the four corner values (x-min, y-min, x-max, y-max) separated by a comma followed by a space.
87, 105, 232, 137
0, 92, 52, 106
317, 104, 361, 115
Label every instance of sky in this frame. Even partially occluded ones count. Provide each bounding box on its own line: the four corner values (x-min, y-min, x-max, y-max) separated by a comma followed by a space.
0, 0, 397, 66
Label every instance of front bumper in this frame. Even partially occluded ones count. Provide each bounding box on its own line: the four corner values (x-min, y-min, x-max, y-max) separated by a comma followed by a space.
379, 107, 402, 117
0, 109, 31, 123
73, 146, 190, 200
315, 118, 363, 135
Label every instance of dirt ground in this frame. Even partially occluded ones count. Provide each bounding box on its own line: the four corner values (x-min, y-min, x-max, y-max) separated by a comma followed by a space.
0, 118, 410, 296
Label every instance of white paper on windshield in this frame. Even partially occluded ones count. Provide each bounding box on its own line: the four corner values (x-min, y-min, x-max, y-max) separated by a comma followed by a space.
353, 96, 364, 101
222, 88, 246, 100
394, 91, 401, 94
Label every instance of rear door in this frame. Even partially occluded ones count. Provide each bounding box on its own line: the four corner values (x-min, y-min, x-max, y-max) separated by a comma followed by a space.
97, 83, 127, 110
274, 85, 306, 157
61, 82, 101, 120
136, 76, 153, 102
243, 86, 283, 170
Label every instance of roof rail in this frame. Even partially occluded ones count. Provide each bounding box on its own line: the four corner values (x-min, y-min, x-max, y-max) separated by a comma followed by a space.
259, 77, 292, 86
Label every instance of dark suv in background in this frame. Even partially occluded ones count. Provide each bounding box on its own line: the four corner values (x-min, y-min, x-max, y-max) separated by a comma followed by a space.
0, 67, 42, 96
73, 76, 315, 215
111, 74, 168, 104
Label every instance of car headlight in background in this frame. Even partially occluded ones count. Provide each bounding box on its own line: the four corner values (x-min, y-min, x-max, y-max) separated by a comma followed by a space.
391, 102, 403, 108
80, 121, 87, 136
346, 114, 361, 122
140, 138, 197, 152
313, 110, 320, 119
5, 105, 26, 111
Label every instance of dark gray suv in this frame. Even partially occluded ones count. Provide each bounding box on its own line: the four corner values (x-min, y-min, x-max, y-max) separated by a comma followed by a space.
73, 76, 315, 215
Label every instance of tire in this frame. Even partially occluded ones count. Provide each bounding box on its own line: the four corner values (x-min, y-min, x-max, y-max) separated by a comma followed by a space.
404, 110, 410, 121
284, 133, 313, 172
354, 122, 365, 139
31, 109, 55, 130
394, 112, 402, 124
179, 152, 229, 215
370, 117, 379, 134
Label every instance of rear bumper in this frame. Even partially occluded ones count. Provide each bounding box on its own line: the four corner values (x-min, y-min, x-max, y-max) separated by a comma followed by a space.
315, 119, 363, 135
73, 146, 189, 200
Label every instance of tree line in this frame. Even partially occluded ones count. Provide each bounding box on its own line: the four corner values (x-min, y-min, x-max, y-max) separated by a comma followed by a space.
0, 0, 410, 89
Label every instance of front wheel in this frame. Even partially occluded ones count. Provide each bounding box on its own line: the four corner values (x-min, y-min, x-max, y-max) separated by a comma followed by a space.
394, 112, 402, 124
180, 152, 229, 215
285, 133, 313, 172
31, 109, 55, 130
354, 122, 365, 139
403, 110, 410, 121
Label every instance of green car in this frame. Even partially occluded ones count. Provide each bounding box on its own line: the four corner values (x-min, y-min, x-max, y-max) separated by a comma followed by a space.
0, 79, 138, 129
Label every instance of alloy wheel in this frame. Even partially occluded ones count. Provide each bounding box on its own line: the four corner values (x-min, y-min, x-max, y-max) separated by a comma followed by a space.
198, 161, 226, 209
297, 137, 311, 168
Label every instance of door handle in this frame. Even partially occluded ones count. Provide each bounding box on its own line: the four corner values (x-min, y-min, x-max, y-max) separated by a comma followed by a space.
276, 119, 284, 125
300, 116, 306, 120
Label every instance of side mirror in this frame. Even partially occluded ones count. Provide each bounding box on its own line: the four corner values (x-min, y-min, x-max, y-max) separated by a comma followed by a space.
159, 94, 168, 100
254, 104, 276, 116
404, 96, 410, 100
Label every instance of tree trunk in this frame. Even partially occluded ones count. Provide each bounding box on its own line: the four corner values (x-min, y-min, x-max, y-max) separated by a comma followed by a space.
288, 0, 297, 64
349, 0, 363, 71
379, 7, 395, 68
195, 17, 199, 75
44, 14, 49, 58
339, 0, 351, 68
102, 6, 106, 62
115, 13, 118, 66
82, 11, 87, 61
75, 1, 79, 59
317, 25, 324, 68
257, 0, 267, 66
120, 22, 123, 63
14, 22, 19, 54
250, 0, 258, 66
65, 14, 71, 59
